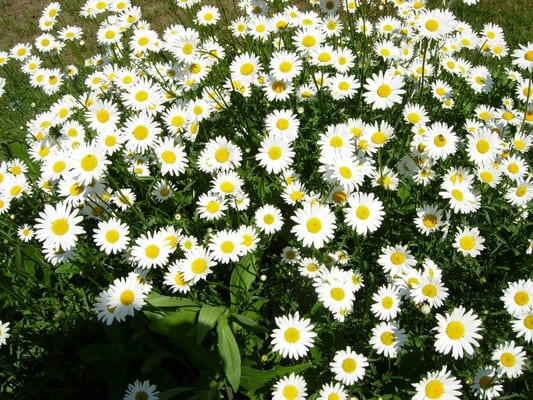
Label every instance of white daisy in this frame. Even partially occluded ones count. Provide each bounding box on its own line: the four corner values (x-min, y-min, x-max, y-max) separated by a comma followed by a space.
271, 311, 316, 360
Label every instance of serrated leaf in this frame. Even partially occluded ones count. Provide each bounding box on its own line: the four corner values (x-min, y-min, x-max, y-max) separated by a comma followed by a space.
196, 305, 224, 345
217, 315, 241, 392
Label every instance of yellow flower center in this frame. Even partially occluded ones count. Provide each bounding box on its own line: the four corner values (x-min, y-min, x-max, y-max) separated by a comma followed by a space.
425, 380, 444, 399
276, 118, 289, 131
133, 125, 149, 140
240, 62, 254, 76
382, 296, 393, 309
135, 90, 148, 102
523, 315, 533, 329
145, 244, 160, 259
451, 189, 463, 201
500, 352, 516, 367
330, 287, 345, 301
507, 163, 519, 174
96, 109, 110, 123
105, 229, 120, 243
460, 235, 475, 250
524, 50, 533, 62
283, 327, 300, 343
81, 154, 97, 172
425, 19, 439, 32
341, 358, 356, 373
302, 35, 316, 48
446, 321, 465, 339
306, 217, 322, 233
476, 139, 490, 153
434, 134, 447, 147
422, 284, 437, 298
215, 148, 229, 163
514, 290, 529, 306
380, 331, 395, 345
371, 131, 387, 144
339, 166, 352, 179
191, 258, 207, 274
206, 201, 220, 214
53, 161, 66, 173
480, 171, 493, 183
356, 205, 370, 220
330, 136, 343, 147
268, 146, 282, 160
279, 61, 292, 73
282, 385, 298, 400
161, 150, 176, 164
390, 252, 405, 265
120, 289, 135, 305
377, 84, 392, 97
221, 240, 234, 254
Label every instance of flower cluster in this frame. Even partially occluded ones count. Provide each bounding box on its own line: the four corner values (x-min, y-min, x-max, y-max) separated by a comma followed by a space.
0, 0, 531, 398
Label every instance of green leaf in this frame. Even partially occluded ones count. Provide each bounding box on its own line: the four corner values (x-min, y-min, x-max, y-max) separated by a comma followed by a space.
240, 363, 312, 393
196, 305, 224, 345
149, 308, 199, 338
397, 184, 410, 204
146, 292, 200, 308
230, 312, 267, 333
217, 315, 241, 392
229, 254, 258, 308
158, 387, 194, 400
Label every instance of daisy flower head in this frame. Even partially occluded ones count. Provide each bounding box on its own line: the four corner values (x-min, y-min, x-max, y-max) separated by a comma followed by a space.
154, 137, 188, 177
416, 8, 456, 40
439, 180, 480, 214
471, 367, 503, 400
414, 204, 444, 235
316, 277, 356, 316
377, 244, 417, 277
180, 246, 216, 284
272, 373, 307, 400
198, 137, 242, 173
362, 69, 406, 110
453, 226, 485, 257
433, 305, 483, 359
112, 188, 136, 211
501, 154, 528, 182
211, 170, 244, 198
466, 127, 502, 166
123, 379, 159, 400
269, 50, 303, 81
369, 321, 408, 358
512, 42, 533, 71
256, 133, 295, 174
34, 201, 85, 251
255, 204, 284, 234
371, 284, 402, 321
93, 217, 131, 255
330, 346, 369, 385
0, 321, 10, 347
511, 312, 533, 343
422, 122, 458, 160
492, 340, 527, 378
196, 4, 220, 26
327, 73, 360, 100
411, 275, 449, 309
317, 382, 347, 400
130, 230, 171, 269
290, 201, 336, 249
507, 178, 532, 211
69, 143, 110, 186
412, 365, 462, 400
17, 224, 34, 242
208, 229, 244, 264
344, 192, 385, 235
230, 52, 262, 85
500, 279, 533, 317
197, 192, 227, 221
164, 262, 192, 294
121, 77, 164, 115
292, 26, 324, 54
265, 109, 300, 142
271, 311, 316, 360
107, 274, 148, 321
